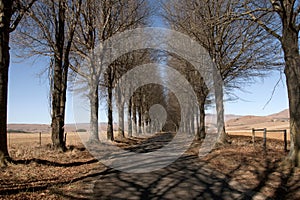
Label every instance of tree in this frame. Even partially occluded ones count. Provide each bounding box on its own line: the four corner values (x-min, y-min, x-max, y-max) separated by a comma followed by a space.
71, 0, 114, 143
240, 0, 300, 166
0, 0, 36, 166
16, 0, 82, 151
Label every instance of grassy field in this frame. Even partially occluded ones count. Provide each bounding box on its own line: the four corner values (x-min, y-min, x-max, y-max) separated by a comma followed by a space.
7, 132, 83, 148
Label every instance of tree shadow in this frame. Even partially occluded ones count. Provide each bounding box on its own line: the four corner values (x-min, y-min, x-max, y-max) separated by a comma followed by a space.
10, 157, 98, 167
55, 133, 300, 200
8, 144, 98, 167
0, 168, 113, 196
123, 132, 176, 153
57, 154, 244, 199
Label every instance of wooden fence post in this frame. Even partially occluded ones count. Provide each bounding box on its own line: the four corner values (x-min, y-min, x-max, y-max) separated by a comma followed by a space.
263, 128, 267, 150
39, 132, 42, 146
8, 131, 10, 148
284, 130, 287, 152
64, 132, 67, 146
252, 128, 255, 146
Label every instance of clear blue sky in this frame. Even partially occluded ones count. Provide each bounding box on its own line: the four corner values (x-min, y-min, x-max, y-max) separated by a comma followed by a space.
7, 4, 289, 124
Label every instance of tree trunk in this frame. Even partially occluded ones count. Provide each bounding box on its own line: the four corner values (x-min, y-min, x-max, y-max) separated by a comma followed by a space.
89, 83, 99, 142
116, 85, 125, 138
184, 119, 188, 134
214, 69, 227, 145
51, 58, 66, 151
187, 113, 191, 135
282, 26, 300, 166
145, 120, 149, 134
60, 62, 68, 146
196, 107, 200, 138
132, 102, 137, 136
128, 97, 132, 137
107, 67, 114, 141
138, 105, 142, 134
51, 0, 67, 151
149, 119, 152, 134
190, 105, 195, 136
199, 100, 206, 139
0, 1, 12, 166
142, 119, 145, 134
118, 102, 125, 138
144, 111, 149, 134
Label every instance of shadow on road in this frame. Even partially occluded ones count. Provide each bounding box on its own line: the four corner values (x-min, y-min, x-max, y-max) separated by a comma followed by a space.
55, 132, 300, 200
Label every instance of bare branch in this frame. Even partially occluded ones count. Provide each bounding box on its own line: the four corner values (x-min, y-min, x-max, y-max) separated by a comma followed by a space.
263, 70, 283, 109
244, 4, 282, 40
10, 0, 37, 32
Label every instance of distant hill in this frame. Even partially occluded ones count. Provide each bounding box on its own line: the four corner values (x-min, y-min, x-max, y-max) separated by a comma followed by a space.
7, 123, 113, 133
7, 124, 51, 133
267, 109, 289, 119
7, 109, 289, 133
224, 114, 242, 122
226, 109, 289, 131
205, 113, 241, 122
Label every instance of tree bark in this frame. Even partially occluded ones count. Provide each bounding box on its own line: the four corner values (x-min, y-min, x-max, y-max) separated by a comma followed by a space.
116, 85, 125, 138
89, 83, 99, 142
132, 102, 137, 136
199, 101, 206, 139
128, 97, 132, 137
138, 105, 142, 134
118, 102, 125, 138
196, 107, 200, 138
215, 76, 227, 145
282, 26, 300, 166
190, 105, 195, 136
107, 67, 114, 141
51, 0, 67, 151
51, 60, 66, 151
0, 0, 12, 166
196, 100, 206, 140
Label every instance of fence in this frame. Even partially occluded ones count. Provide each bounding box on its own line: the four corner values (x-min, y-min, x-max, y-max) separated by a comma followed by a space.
7, 132, 82, 148
252, 128, 288, 152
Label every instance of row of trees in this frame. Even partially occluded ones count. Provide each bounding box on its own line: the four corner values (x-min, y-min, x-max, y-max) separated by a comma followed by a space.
22, 0, 152, 146
163, 0, 281, 144
0, 0, 152, 166
0, 0, 299, 167
162, 0, 300, 166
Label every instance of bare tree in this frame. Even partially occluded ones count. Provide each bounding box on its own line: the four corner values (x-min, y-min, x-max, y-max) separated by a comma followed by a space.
71, 0, 115, 143
0, 0, 36, 166
16, 0, 82, 151
237, 0, 300, 166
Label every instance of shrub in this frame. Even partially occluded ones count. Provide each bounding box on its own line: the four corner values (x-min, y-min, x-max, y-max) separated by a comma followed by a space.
76, 129, 87, 132
7, 129, 29, 133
